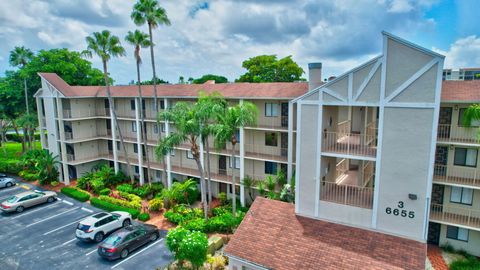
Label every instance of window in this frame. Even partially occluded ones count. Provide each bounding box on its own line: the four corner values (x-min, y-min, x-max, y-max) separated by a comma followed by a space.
236, 130, 240, 143
161, 123, 166, 133
186, 150, 194, 159
450, 186, 473, 205
134, 144, 138, 153
134, 166, 139, 174
116, 142, 120, 151
141, 100, 146, 110
265, 103, 279, 117
265, 161, 277, 174
130, 99, 135, 110
153, 124, 159, 134
458, 108, 480, 127
156, 170, 161, 179
132, 122, 137, 132
230, 156, 240, 169
160, 100, 165, 109
454, 148, 477, 167
170, 149, 176, 156
265, 132, 278, 146
446, 226, 469, 242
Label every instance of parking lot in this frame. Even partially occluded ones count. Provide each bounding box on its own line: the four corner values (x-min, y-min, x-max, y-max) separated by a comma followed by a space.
0, 180, 173, 270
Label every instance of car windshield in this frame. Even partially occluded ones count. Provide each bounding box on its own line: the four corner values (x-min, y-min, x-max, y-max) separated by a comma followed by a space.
104, 235, 123, 246
6, 196, 17, 203
77, 224, 90, 231
34, 191, 45, 196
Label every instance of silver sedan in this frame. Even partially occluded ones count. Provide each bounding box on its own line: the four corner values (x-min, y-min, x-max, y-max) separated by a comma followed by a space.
0, 190, 58, 213
0, 173, 16, 188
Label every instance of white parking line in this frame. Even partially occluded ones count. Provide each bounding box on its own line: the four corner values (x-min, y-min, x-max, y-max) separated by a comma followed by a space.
26, 207, 79, 227
43, 217, 86, 235
0, 186, 20, 194
60, 238, 77, 246
11, 202, 61, 219
81, 207, 94, 213
111, 239, 164, 269
85, 248, 98, 256
62, 200, 74, 206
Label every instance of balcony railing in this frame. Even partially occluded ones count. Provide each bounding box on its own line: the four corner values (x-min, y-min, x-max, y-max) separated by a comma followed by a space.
61, 108, 110, 119
362, 161, 375, 187
245, 116, 291, 131
64, 131, 73, 140
322, 132, 376, 157
433, 164, 480, 188
336, 159, 348, 179
244, 144, 288, 163
66, 154, 75, 161
430, 203, 480, 229
437, 124, 479, 144
320, 181, 373, 209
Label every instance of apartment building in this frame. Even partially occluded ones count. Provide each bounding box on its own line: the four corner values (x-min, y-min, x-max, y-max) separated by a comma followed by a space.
443, 68, 480, 81
34, 74, 305, 207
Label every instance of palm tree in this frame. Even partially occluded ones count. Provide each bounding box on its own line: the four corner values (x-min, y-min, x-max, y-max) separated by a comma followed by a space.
214, 102, 257, 214
195, 91, 227, 204
125, 30, 153, 185
156, 102, 208, 220
9, 46, 34, 114
36, 150, 60, 185
83, 30, 134, 183
241, 175, 256, 202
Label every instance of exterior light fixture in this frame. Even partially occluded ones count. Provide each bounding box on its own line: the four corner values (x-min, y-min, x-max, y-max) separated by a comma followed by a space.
408, 194, 417, 200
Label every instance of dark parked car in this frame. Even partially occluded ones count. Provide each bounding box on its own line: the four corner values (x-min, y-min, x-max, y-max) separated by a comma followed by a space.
97, 224, 159, 260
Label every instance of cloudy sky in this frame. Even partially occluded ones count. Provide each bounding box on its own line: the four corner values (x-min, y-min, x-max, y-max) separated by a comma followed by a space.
0, 0, 479, 85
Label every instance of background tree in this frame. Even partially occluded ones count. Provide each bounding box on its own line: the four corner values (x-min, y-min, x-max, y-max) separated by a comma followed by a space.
83, 30, 134, 183
9, 46, 34, 114
156, 102, 208, 220
125, 30, 153, 184
236, 55, 305, 82
214, 102, 257, 214
192, 74, 228, 84
139, 76, 169, 85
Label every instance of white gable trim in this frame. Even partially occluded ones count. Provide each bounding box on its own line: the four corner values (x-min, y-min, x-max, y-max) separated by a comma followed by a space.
354, 59, 382, 101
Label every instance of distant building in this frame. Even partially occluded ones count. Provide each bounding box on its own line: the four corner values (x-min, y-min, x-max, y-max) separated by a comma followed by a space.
443, 68, 480, 81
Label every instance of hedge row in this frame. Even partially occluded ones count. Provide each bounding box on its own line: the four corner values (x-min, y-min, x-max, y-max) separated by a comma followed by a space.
5, 133, 40, 142
61, 187, 91, 202
90, 197, 140, 219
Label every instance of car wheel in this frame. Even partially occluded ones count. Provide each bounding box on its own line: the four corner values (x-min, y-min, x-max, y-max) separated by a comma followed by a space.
94, 232, 104, 242
47, 197, 55, 203
6, 182, 13, 187
16, 206, 24, 213
149, 233, 158, 242
122, 219, 131, 227
120, 249, 129, 259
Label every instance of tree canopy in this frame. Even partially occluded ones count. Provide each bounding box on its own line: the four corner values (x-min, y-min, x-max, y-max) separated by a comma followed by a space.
192, 74, 228, 84
0, 48, 108, 118
236, 55, 305, 83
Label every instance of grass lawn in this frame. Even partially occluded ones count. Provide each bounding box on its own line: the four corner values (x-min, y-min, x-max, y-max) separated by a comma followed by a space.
0, 141, 41, 160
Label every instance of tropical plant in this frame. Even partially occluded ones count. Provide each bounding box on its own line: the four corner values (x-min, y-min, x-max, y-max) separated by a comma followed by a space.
256, 180, 267, 197
241, 176, 256, 202
35, 150, 60, 185
83, 30, 134, 183
166, 228, 208, 269
9, 46, 34, 114
265, 175, 277, 192
125, 30, 153, 185
156, 102, 208, 220
213, 102, 257, 214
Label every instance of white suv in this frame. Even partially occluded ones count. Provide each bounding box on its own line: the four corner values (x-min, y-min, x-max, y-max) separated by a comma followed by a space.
76, 211, 132, 242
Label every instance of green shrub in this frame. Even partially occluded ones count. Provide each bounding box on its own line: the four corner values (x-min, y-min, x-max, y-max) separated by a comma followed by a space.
90, 197, 140, 219
99, 188, 111, 196
138, 212, 150, 222
117, 183, 134, 194
150, 182, 164, 195
450, 257, 480, 270
182, 218, 207, 232
217, 192, 227, 206
90, 178, 106, 194
133, 185, 150, 198
164, 204, 203, 224
61, 187, 91, 202
206, 212, 245, 233
119, 191, 142, 206
148, 198, 163, 211
166, 228, 208, 269
0, 160, 22, 174
98, 195, 141, 210
19, 170, 38, 181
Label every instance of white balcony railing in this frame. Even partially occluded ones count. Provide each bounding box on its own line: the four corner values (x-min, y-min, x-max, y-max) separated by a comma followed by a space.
64, 131, 73, 140
430, 203, 480, 229
433, 164, 480, 188
66, 154, 75, 161
244, 143, 288, 162
322, 132, 376, 157
437, 124, 479, 144
362, 161, 375, 187
320, 181, 373, 209
337, 120, 351, 135
335, 159, 348, 180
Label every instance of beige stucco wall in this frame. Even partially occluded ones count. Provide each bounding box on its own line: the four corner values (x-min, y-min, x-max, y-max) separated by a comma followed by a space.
441, 185, 479, 210
439, 224, 480, 257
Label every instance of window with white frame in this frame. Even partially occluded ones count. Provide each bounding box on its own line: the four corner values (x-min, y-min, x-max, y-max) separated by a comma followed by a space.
446, 226, 469, 241
230, 156, 240, 169
265, 161, 277, 174
132, 122, 137, 132
161, 123, 166, 133
170, 149, 176, 156
153, 123, 159, 134
187, 150, 194, 159
156, 170, 161, 179
130, 99, 135, 110
134, 166, 139, 174
450, 186, 473, 205
454, 148, 477, 167
133, 144, 138, 153
265, 103, 279, 117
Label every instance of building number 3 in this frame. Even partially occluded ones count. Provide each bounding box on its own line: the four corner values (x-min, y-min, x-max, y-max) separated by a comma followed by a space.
385, 201, 415, 219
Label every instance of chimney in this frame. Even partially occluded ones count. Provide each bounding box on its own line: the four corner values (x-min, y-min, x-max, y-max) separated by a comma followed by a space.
308, 62, 322, 91
204, 80, 216, 84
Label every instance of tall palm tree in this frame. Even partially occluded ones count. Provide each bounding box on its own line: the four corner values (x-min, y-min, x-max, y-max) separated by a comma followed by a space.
196, 91, 227, 204
156, 102, 208, 220
125, 30, 153, 185
9, 46, 34, 114
83, 30, 134, 183
131, 0, 171, 185
214, 102, 257, 214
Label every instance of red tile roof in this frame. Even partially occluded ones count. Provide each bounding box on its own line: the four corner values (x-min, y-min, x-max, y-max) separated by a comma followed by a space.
38, 73, 309, 99
224, 197, 426, 270
441, 80, 480, 102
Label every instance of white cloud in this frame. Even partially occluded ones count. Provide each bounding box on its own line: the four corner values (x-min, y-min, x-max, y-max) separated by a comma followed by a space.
434, 36, 480, 69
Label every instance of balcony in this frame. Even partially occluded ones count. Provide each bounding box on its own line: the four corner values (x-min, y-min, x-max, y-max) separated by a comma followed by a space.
62, 108, 110, 119
244, 144, 288, 163
437, 124, 479, 145
322, 131, 376, 158
430, 203, 480, 230
433, 164, 480, 189
62, 132, 109, 143
245, 116, 292, 131
320, 181, 373, 209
